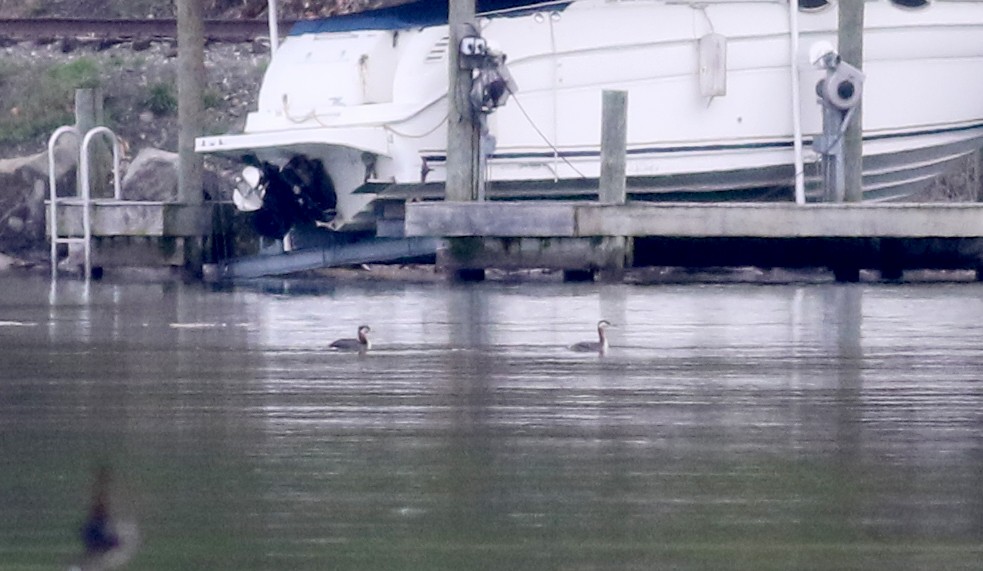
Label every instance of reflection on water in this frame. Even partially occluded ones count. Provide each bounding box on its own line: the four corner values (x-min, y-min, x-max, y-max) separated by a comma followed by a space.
1, 274, 982, 570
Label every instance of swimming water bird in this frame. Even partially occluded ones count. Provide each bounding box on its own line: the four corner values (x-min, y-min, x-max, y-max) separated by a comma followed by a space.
69, 466, 138, 571
330, 324, 372, 351
570, 320, 613, 354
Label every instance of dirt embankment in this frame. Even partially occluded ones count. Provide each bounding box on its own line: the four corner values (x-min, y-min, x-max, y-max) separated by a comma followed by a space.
0, 0, 404, 160
0, 39, 266, 160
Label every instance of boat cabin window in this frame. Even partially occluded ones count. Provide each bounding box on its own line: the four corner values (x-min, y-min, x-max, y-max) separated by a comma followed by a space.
889, 0, 929, 8
797, 0, 830, 11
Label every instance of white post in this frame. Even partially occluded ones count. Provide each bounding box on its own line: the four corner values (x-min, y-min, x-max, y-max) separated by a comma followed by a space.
789, 0, 806, 204
267, 0, 280, 53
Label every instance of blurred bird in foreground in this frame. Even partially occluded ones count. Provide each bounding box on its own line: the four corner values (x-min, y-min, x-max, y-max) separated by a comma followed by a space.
68, 466, 138, 571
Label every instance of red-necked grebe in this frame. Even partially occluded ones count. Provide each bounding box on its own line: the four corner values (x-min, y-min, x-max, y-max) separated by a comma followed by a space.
330, 325, 372, 351
570, 320, 613, 354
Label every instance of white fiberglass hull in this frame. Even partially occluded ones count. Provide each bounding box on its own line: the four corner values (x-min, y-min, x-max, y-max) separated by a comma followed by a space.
196, 0, 983, 231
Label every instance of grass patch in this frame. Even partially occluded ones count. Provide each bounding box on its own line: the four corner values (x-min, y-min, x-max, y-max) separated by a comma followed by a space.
143, 81, 178, 116
50, 58, 101, 89
0, 58, 104, 145
203, 88, 224, 110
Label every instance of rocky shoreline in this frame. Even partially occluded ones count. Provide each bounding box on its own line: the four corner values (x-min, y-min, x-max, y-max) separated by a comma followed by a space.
0, 36, 269, 260
2, 19, 982, 274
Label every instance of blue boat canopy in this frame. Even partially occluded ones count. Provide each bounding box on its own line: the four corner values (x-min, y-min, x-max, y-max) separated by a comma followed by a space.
289, 0, 571, 35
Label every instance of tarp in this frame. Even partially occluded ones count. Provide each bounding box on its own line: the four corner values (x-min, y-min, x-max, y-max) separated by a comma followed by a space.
289, 0, 571, 35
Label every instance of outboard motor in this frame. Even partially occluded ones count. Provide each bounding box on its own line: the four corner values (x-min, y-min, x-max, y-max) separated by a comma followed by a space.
281, 155, 337, 223
234, 155, 338, 240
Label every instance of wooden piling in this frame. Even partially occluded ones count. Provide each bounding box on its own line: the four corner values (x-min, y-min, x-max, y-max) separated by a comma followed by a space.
177, 0, 205, 207
74, 88, 108, 198
446, 0, 480, 203
597, 90, 630, 282
176, 0, 206, 275
73, 88, 102, 138
839, 0, 864, 203
444, 0, 486, 281
599, 90, 627, 205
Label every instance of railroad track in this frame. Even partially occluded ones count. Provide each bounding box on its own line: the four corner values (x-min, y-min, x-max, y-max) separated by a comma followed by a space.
0, 18, 297, 43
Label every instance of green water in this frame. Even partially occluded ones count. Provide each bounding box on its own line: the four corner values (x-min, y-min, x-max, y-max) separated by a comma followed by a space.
1, 276, 981, 570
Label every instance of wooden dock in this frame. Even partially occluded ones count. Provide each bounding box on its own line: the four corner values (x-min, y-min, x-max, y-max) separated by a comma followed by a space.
406, 202, 983, 238
52, 199, 213, 238
49, 199, 217, 272
405, 201, 983, 281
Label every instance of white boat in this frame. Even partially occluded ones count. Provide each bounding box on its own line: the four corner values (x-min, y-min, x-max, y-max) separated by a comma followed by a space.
196, 0, 983, 239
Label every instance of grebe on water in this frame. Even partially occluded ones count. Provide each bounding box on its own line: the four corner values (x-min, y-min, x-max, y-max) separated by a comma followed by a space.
330, 325, 372, 352
570, 320, 613, 354
70, 466, 138, 571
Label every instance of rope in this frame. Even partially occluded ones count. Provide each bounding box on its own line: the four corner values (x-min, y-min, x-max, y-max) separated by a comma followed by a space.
506, 87, 588, 179
385, 114, 449, 139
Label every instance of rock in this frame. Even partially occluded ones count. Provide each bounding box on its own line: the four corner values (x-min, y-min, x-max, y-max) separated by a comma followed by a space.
56, 244, 86, 274
0, 139, 78, 252
0, 33, 273, 254
59, 37, 78, 53
0, 251, 27, 271
121, 148, 179, 201
120, 146, 224, 202
132, 38, 152, 52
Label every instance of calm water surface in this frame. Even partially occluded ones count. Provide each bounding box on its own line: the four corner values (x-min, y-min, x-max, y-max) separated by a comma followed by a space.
1, 274, 982, 570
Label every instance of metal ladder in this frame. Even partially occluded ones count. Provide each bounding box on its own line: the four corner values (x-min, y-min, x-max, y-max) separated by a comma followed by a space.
48, 126, 123, 279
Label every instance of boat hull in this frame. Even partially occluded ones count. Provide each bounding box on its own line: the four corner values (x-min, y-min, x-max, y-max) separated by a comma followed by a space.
196, 0, 983, 231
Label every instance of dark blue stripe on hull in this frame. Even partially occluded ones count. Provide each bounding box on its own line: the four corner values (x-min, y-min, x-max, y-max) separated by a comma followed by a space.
290, 1, 571, 35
